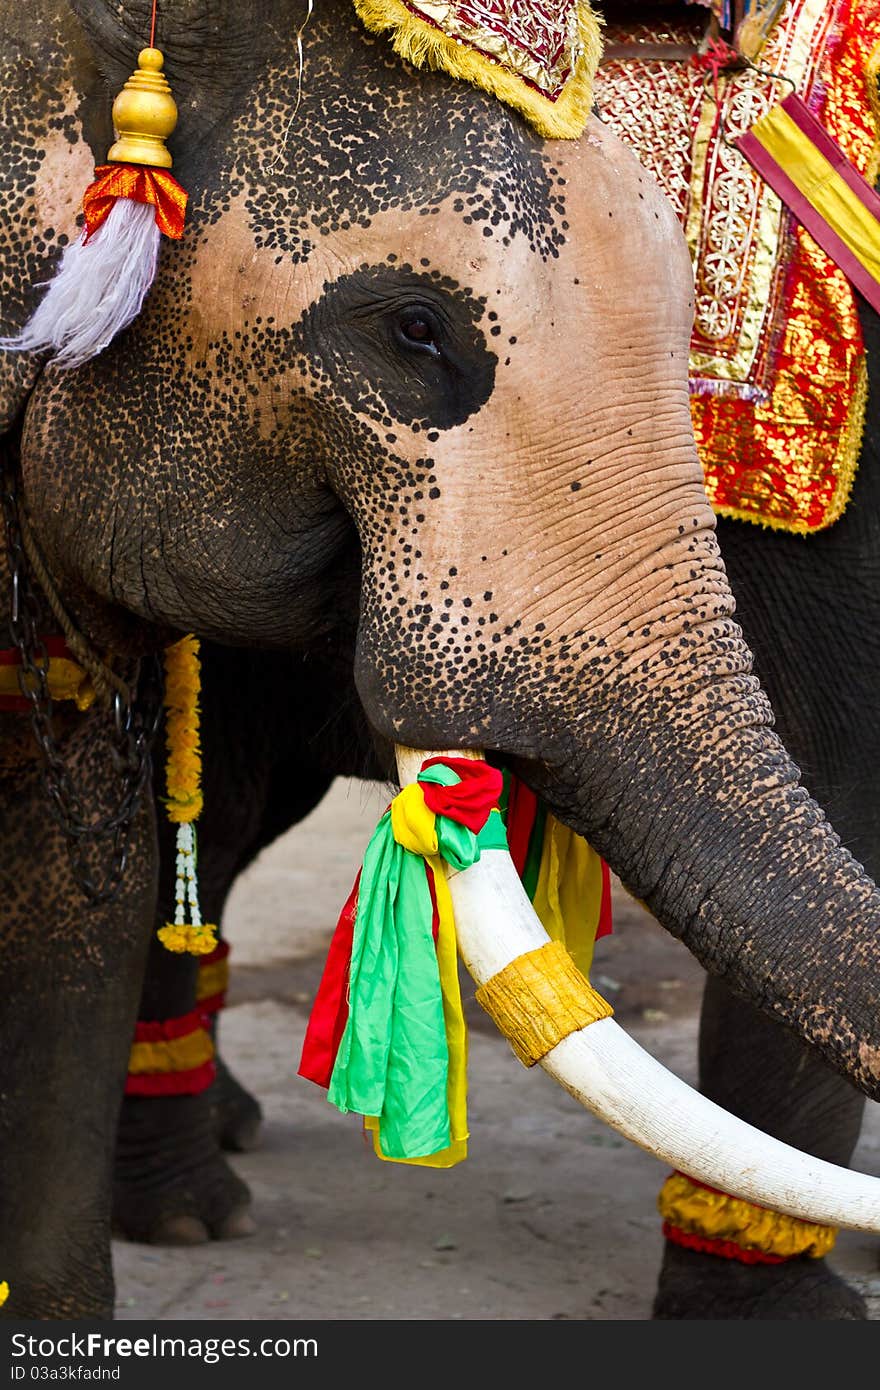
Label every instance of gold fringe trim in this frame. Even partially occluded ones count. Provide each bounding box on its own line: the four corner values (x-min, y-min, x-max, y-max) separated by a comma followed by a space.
128, 1028, 214, 1076
476, 939, 612, 1067
352, 0, 604, 140
657, 1173, 837, 1259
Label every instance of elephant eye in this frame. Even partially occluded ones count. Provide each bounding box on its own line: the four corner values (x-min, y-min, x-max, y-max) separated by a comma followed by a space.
394, 307, 442, 358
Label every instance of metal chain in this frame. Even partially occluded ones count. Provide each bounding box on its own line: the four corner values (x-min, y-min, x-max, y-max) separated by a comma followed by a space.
1, 472, 163, 905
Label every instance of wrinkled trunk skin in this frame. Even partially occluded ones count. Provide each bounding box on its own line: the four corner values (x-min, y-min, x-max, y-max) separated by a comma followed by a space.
521, 632, 880, 1098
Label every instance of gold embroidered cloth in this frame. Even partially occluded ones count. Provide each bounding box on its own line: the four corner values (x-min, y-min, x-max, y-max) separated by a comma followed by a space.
595, 0, 880, 532
403, 0, 585, 97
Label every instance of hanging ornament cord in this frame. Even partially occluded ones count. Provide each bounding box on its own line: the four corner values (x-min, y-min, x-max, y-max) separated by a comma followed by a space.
0, 0, 187, 369
158, 636, 216, 956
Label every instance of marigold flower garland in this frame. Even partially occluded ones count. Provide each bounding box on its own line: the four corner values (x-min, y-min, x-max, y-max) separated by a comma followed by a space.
158, 636, 217, 956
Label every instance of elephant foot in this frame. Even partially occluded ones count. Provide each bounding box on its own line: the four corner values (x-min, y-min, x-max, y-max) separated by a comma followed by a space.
652, 1242, 866, 1320
114, 1092, 255, 1246
208, 1052, 264, 1153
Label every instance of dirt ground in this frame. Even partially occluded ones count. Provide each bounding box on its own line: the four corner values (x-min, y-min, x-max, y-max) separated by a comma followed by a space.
113, 778, 880, 1321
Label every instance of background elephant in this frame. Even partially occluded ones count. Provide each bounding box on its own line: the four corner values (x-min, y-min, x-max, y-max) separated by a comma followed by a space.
2, 0, 880, 1320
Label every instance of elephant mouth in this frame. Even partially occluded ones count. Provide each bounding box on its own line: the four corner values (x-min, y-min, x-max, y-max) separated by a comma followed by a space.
395, 744, 880, 1234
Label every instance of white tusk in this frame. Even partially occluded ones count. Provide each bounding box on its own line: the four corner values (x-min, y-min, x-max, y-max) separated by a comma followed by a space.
395, 745, 880, 1233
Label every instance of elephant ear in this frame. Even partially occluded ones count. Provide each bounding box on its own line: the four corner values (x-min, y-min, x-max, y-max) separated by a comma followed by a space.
352, 0, 604, 139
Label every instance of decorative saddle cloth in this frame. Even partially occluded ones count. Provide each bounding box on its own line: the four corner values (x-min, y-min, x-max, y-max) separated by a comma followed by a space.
595, 0, 880, 533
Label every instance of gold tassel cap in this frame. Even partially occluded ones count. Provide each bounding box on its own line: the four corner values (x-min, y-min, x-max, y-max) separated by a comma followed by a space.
107, 47, 178, 169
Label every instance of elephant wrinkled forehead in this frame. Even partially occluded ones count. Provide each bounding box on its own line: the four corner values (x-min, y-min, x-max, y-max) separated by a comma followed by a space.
203, 6, 569, 266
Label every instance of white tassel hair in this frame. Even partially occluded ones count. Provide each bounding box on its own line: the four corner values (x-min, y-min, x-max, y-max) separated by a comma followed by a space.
0, 199, 160, 369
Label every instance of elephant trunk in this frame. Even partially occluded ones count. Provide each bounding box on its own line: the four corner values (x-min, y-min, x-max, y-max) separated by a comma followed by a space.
558, 624, 880, 1100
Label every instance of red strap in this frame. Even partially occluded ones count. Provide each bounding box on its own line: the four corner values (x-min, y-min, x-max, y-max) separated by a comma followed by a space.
663, 1222, 787, 1265
132, 1007, 209, 1044
125, 1060, 215, 1097
197, 992, 226, 1016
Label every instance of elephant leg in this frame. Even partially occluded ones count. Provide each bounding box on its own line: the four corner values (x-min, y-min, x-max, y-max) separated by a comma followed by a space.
114, 644, 343, 1245
653, 978, 866, 1319
0, 724, 155, 1318
112, 917, 255, 1247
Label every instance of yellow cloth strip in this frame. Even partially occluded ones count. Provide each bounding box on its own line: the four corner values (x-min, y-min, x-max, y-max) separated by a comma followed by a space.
531, 814, 605, 979
658, 1173, 836, 1259
368, 856, 469, 1168
750, 104, 880, 284
476, 940, 612, 1067
0, 657, 95, 711
128, 1028, 214, 1076
196, 956, 229, 1002
389, 781, 438, 855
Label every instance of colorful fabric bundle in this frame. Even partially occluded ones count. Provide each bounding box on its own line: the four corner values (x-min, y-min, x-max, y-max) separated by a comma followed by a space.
299, 757, 612, 1168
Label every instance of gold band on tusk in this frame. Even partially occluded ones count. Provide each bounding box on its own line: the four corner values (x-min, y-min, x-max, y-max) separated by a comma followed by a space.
475, 940, 613, 1067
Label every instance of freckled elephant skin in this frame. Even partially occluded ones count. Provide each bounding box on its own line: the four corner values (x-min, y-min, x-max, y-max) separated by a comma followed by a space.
2, 0, 880, 1319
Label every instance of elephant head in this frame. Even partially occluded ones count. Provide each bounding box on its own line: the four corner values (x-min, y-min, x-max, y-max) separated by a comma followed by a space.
5, 0, 880, 1205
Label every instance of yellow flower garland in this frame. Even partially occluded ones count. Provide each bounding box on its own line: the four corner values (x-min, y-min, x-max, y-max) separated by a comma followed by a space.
157, 636, 217, 956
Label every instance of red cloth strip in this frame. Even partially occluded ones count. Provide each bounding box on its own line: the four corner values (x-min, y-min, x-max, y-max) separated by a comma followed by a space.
133, 1007, 210, 1044
426, 859, 440, 944
596, 857, 613, 941
82, 164, 188, 241
419, 757, 503, 832
737, 94, 880, 315
663, 1221, 787, 1265
298, 873, 360, 1089
125, 1060, 216, 1097
505, 776, 538, 879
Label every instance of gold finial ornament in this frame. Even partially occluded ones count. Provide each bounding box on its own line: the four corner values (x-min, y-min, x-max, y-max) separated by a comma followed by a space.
106, 47, 178, 169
